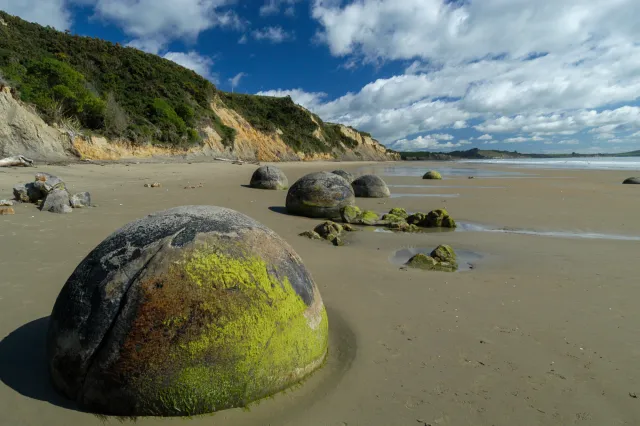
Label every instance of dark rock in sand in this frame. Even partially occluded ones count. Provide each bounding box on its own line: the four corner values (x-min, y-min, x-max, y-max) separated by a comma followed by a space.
314, 221, 343, 240
331, 170, 354, 183
351, 175, 390, 198
286, 171, 356, 218
70, 192, 92, 208
299, 230, 323, 240
41, 189, 72, 214
34, 172, 66, 194
623, 177, 640, 184
13, 182, 43, 203
47, 206, 328, 416
340, 205, 361, 224
250, 166, 288, 190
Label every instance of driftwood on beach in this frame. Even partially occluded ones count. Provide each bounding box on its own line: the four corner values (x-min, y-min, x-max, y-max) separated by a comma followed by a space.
213, 157, 260, 166
0, 155, 34, 167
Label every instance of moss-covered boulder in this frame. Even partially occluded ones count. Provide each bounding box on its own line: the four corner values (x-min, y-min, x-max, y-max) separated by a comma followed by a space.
351, 175, 390, 198
406, 245, 458, 272
388, 221, 420, 232
423, 170, 442, 180
286, 172, 355, 218
249, 166, 288, 190
388, 208, 408, 219
407, 209, 456, 228
314, 221, 343, 239
381, 213, 405, 223
623, 177, 640, 184
332, 170, 354, 183
47, 206, 329, 416
340, 205, 362, 224
299, 230, 322, 240
360, 210, 380, 225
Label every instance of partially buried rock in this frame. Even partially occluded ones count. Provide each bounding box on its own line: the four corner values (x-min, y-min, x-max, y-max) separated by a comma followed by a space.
339, 206, 379, 225
70, 192, 91, 208
423, 170, 442, 180
13, 182, 42, 203
250, 166, 288, 190
34, 172, 66, 194
0, 207, 15, 215
623, 177, 640, 184
408, 209, 456, 228
406, 244, 458, 272
47, 206, 329, 416
314, 221, 345, 246
299, 230, 323, 240
351, 175, 390, 198
41, 189, 72, 214
331, 170, 354, 183
286, 171, 355, 218
388, 207, 408, 219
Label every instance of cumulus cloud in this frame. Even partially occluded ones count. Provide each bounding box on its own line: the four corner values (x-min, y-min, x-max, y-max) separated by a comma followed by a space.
163, 51, 217, 82
389, 135, 471, 151
252, 26, 294, 43
87, 0, 243, 52
256, 89, 328, 110
477, 134, 493, 140
0, 0, 71, 30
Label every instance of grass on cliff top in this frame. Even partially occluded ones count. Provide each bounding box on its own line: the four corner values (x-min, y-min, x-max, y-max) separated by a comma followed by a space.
218, 92, 372, 154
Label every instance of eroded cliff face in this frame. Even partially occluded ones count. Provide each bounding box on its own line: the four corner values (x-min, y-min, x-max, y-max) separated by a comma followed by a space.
0, 86, 75, 161
0, 86, 398, 163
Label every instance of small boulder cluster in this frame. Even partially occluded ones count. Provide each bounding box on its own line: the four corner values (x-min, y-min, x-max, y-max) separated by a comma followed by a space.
299, 220, 356, 246
406, 244, 458, 272
12, 172, 91, 214
340, 206, 457, 232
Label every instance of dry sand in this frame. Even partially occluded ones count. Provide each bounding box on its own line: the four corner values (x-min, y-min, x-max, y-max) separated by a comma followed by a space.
1, 160, 639, 426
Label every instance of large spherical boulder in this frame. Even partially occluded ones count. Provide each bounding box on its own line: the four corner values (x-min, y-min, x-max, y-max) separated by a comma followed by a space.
46, 206, 328, 416
249, 166, 288, 190
331, 170, 354, 183
423, 170, 442, 180
351, 175, 390, 198
286, 171, 356, 218
623, 177, 640, 184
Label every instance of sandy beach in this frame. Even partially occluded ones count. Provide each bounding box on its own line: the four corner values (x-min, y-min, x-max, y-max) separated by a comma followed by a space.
1, 160, 639, 426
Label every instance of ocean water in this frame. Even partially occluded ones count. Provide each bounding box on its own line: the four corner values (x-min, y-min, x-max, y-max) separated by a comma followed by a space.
356, 165, 530, 178
459, 156, 640, 171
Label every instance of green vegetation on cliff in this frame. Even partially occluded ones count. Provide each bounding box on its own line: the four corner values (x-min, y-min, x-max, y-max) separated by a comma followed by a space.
0, 11, 238, 147
0, 11, 385, 155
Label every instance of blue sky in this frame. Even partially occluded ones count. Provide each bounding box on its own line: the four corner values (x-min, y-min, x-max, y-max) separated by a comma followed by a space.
2, 0, 640, 154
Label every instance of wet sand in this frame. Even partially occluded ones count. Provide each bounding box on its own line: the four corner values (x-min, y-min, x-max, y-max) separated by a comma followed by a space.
1, 160, 639, 426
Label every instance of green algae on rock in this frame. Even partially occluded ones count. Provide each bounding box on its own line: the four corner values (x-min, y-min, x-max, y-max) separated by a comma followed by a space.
423, 170, 442, 180
360, 210, 380, 225
406, 244, 458, 272
388, 208, 408, 219
340, 205, 362, 224
46, 206, 328, 416
408, 209, 457, 229
299, 230, 323, 240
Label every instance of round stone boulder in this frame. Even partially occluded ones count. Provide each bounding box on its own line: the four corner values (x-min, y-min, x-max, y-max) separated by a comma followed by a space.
249, 165, 288, 190
351, 175, 390, 198
331, 170, 354, 183
46, 206, 328, 416
423, 170, 442, 180
286, 171, 356, 218
623, 177, 640, 184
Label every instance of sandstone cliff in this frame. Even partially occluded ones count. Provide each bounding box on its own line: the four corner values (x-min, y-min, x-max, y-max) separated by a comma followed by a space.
0, 86, 399, 163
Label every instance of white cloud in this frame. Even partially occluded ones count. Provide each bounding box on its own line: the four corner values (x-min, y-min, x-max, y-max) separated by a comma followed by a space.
312, 0, 640, 65
431, 133, 454, 140
163, 51, 217, 82
229, 72, 247, 90
557, 139, 579, 145
389, 135, 471, 151
88, 0, 243, 52
238, 34, 248, 44
260, 0, 300, 17
252, 26, 294, 43
256, 89, 329, 111
0, 0, 71, 30
477, 134, 493, 140
503, 136, 529, 143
